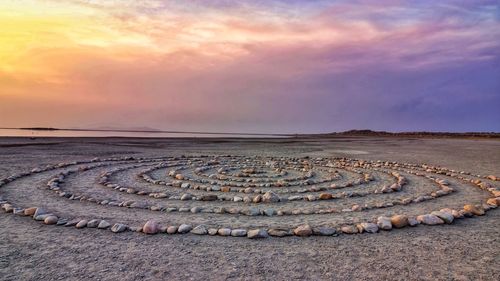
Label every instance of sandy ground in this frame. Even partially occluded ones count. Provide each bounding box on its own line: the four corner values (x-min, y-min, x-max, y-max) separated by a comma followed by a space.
0, 136, 499, 281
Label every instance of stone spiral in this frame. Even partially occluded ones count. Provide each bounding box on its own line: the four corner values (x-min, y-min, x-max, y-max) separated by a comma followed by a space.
0, 155, 498, 238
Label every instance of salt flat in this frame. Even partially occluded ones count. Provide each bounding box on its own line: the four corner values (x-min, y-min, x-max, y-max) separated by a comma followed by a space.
0, 136, 499, 281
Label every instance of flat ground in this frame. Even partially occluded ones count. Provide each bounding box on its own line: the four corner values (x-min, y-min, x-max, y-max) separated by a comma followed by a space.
0, 136, 499, 281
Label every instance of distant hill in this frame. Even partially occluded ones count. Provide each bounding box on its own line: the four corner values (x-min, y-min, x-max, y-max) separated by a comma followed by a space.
321, 129, 500, 138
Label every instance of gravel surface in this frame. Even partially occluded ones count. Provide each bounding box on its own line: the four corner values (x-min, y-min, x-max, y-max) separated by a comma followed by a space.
0, 136, 499, 281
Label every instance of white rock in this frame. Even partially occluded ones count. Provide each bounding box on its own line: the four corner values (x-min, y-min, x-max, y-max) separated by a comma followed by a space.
231, 229, 247, 237
377, 217, 392, 230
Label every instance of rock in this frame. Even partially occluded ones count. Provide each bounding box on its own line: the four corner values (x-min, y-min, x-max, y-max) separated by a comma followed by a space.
313, 227, 336, 236
341, 225, 358, 234
24, 207, 37, 216
154, 193, 167, 198
34, 214, 52, 221
97, 220, 111, 229
390, 183, 402, 191
87, 219, 100, 228
142, 220, 159, 234
177, 224, 192, 234
487, 175, 497, 181
129, 202, 148, 209
65, 219, 80, 227
252, 195, 262, 203
377, 216, 392, 230
75, 220, 88, 229
191, 225, 208, 235
200, 195, 218, 201
166, 226, 178, 234
390, 215, 409, 228
351, 204, 361, 211
268, 228, 292, 237
130, 226, 142, 232
180, 194, 192, 201
150, 206, 162, 211
180, 182, 190, 188
262, 191, 280, 203
190, 207, 202, 213
464, 204, 485, 216
2, 204, 13, 213
233, 196, 243, 202
221, 186, 231, 192
318, 193, 332, 200
44, 215, 58, 225
417, 214, 444, 225
293, 225, 313, 237
218, 228, 232, 236
111, 223, 127, 233
431, 211, 454, 224
305, 195, 316, 201
263, 208, 277, 216
408, 217, 419, 226
247, 229, 269, 239
246, 207, 261, 216
33, 208, 47, 218
231, 229, 247, 237
208, 228, 218, 235
358, 222, 378, 233
486, 197, 500, 207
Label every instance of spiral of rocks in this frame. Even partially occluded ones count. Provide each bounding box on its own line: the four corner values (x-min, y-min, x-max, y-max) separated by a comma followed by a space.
0, 155, 498, 239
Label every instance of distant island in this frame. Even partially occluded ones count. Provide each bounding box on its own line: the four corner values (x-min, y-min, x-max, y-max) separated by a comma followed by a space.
19, 127, 60, 131
316, 129, 500, 139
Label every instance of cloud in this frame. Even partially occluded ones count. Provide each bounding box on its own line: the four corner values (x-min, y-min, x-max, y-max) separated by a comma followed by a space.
1, 0, 499, 132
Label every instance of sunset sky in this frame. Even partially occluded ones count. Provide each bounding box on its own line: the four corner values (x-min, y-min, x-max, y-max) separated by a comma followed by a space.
1, 0, 499, 133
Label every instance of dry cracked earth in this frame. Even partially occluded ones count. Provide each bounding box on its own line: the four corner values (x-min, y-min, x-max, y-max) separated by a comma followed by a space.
0, 136, 499, 281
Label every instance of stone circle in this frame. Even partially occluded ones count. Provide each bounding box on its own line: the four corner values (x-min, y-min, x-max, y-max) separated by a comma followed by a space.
0, 155, 498, 238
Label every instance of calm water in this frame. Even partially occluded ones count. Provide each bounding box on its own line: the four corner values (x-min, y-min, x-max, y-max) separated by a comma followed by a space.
0, 129, 287, 138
